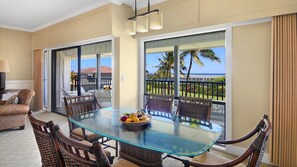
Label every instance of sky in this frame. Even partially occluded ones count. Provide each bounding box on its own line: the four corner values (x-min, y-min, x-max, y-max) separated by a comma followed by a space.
146, 47, 226, 74
71, 57, 112, 72
71, 46, 226, 74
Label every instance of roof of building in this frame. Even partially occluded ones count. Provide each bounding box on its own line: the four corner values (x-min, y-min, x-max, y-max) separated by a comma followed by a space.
81, 66, 112, 74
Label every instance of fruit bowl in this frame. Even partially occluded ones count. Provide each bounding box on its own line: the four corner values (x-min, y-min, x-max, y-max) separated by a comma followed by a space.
119, 111, 152, 127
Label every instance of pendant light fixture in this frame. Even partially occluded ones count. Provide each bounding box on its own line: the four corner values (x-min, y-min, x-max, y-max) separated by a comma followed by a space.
124, 0, 163, 35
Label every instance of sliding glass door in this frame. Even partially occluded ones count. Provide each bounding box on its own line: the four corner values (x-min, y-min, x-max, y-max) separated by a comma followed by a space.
51, 41, 112, 115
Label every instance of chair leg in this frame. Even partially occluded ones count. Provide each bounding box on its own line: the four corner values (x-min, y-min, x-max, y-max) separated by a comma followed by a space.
20, 125, 25, 130
115, 140, 118, 157
108, 156, 115, 164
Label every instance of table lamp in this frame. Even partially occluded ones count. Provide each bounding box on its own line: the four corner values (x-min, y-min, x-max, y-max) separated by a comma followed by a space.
0, 60, 10, 91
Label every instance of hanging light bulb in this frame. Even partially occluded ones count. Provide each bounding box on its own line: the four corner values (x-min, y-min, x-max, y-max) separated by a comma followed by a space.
125, 20, 136, 35
149, 11, 163, 30
136, 15, 149, 33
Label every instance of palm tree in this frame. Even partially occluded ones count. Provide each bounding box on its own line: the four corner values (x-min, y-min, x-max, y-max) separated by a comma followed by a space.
180, 49, 221, 81
154, 52, 186, 80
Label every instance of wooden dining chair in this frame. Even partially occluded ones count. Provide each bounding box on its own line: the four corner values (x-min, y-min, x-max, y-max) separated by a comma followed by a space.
64, 95, 118, 157
144, 94, 174, 113
176, 96, 212, 122
54, 125, 139, 167
28, 111, 65, 167
186, 115, 272, 167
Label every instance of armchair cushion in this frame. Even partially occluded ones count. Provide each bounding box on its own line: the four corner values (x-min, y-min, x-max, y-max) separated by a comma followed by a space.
5, 95, 18, 105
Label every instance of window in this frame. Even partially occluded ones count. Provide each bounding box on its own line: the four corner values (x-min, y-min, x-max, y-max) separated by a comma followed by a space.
144, 31, 226, 139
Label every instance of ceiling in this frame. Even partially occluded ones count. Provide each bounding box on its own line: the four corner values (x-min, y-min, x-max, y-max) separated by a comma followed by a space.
0, 0, 166, 32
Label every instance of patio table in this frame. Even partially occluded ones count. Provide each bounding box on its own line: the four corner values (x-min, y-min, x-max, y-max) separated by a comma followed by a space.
68, 107, 222, 167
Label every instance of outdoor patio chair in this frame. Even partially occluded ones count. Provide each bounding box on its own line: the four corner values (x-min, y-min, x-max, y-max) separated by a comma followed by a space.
63, 95, 118, 156
144, 94, 174, 113
95, 89, 112, 104
187, 114, 272, 167
176, 96, 212, 122
54, 125, 139, 167
28, 111, 65, 167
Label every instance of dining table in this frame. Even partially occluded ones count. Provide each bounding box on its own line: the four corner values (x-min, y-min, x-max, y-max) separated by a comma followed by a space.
68, 107, 223, 167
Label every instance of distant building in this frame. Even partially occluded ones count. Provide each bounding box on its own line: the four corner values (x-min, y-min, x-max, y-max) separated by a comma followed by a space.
81, 66, 112, 78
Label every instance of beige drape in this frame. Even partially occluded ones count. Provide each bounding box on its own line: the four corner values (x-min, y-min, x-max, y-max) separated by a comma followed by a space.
271, 13, 297, 166
34, 49, 43, 110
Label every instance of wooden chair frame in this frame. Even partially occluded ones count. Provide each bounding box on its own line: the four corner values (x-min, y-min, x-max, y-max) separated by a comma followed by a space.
185, 115, 272, 167
28, 111, 65, 167
176, 96, 212, 122
63, 95, 118, 156
54, 125, 111, 167
144, 94, 174, 113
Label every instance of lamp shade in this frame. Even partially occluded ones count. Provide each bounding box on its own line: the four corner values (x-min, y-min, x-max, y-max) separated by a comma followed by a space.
136, 15, 149, 33
0, 60, 10, 72
125, 20, 136, 35
149, 11, 163, 30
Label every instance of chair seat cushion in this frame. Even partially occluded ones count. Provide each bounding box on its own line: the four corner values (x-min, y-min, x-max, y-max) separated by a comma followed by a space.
112, 158, 139, 167
72, 128, 103, 141
191, 152, 245, 167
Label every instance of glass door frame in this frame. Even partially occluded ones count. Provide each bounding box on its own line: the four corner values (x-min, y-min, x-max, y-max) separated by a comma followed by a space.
51, 46, 81, 113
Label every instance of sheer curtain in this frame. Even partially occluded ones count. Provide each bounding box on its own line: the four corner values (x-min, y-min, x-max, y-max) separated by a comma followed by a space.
271, 13, 297, 166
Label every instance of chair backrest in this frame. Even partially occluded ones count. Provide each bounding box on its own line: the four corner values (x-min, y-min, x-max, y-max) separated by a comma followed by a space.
176, 97, 212, 122
64, 95, 101, 117
54, 125, 110, 167
145, 94, 174, 113
28, 112, 64, 167
63, 95, 101, 133
248, 115, 272, 167
189, 115, 272, 167
18, 89, 35, 105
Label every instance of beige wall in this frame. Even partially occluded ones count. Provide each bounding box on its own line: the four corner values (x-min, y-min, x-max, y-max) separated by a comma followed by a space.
111, 4, 138, 107
232, 22, 271, 148
32, 4, 113, 49
0, 28, 33, 80
135, 0, 297, 38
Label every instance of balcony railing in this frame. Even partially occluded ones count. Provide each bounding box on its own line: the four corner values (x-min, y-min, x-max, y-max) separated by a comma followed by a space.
71, 77, 112, 91
146, 79, 225, 101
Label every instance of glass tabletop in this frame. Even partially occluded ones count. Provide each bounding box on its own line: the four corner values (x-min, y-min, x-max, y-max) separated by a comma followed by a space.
68, 107, 222, 156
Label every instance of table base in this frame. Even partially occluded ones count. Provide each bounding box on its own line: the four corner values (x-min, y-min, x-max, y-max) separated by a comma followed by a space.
119, 142, 163, 167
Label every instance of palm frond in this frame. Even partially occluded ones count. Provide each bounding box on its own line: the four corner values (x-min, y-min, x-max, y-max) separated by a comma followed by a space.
199, 49, 221, 63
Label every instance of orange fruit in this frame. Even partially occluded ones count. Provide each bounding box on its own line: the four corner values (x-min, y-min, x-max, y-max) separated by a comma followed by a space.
126, 118, 133, 122
132, 116, 140, 122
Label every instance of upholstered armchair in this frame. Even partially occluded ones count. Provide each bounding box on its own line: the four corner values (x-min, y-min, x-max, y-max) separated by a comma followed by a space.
0, 89, 35, 131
